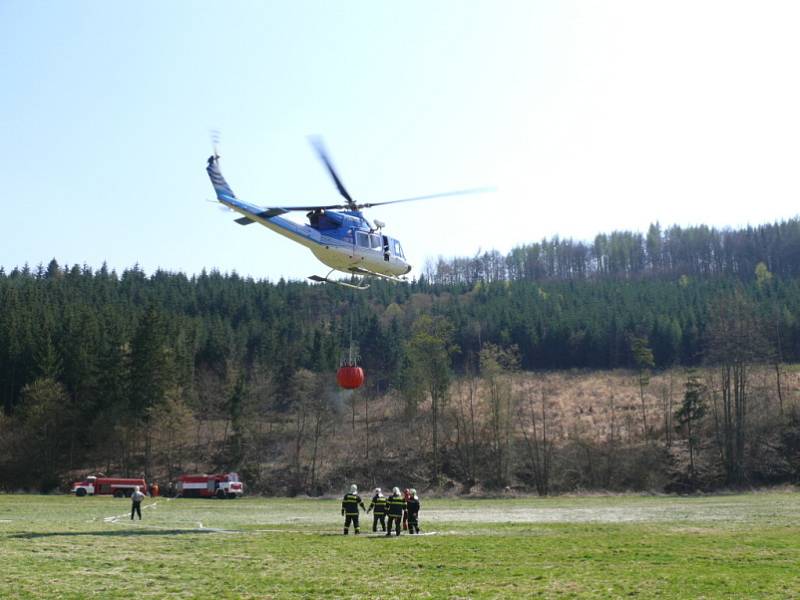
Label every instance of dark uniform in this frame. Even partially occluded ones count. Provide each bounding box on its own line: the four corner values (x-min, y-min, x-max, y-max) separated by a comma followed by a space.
385, 491, 406, 536
367, 493, 387, 532
341, 492, 366, 535
406, 494, 420, 534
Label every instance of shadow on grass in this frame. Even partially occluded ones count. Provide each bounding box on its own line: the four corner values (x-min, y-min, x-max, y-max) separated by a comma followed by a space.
10, 528, 228, 539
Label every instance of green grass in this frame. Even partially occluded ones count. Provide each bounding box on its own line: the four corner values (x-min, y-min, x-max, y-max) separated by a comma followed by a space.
2, 492, 800, 598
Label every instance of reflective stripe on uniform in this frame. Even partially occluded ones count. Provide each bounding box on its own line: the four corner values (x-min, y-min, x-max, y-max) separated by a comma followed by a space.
342, 493, 362, 515
386, 495, 406, 516
370, 496, 387, 515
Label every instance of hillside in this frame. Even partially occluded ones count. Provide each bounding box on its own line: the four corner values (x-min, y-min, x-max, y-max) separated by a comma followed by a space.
2, 218, 800, 493
248, 365, 800, 495
5, 363, 796, 496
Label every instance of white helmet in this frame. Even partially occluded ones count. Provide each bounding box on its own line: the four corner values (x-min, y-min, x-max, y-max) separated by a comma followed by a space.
392, 486, 401, 495
410, 488, 417, 498
374, 487, 381, 494
349, 484, 358, 494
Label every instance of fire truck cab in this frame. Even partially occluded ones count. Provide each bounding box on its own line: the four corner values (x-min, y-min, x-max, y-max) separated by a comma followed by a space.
176, 472, 244, 499
71, 476, 148, 498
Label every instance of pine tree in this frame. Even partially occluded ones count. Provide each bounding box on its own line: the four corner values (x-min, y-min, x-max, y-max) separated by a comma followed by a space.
130, 305, 172, 481
676, 370, 707, 485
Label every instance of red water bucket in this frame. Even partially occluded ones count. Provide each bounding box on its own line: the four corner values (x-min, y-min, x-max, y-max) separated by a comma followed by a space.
336, 365, 365, 390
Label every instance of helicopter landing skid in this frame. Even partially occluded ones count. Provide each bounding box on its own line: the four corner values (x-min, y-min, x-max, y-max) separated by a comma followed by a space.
308, 274, 370, 290
348, 266, 408, 283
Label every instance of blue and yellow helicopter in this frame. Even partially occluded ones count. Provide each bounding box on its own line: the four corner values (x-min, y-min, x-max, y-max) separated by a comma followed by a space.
206, 138, 490, 289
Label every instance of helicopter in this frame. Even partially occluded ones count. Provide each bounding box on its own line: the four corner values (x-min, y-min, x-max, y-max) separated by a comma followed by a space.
206, 137, 491, 289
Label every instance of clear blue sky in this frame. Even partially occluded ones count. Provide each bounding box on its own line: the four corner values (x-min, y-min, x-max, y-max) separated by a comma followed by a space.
2, 1, 799, 280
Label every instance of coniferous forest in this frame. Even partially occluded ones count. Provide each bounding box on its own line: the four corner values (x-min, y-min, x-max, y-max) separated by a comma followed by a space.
2, 218, 800, 494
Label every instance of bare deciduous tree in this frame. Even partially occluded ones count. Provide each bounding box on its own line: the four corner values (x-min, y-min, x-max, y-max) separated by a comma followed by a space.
405, 315, 457, 484
517, 384, 552, 496
480, 343, 519, 486
630, 336, 655, 441
452, 364, 481, 487
705, 290, 769, 485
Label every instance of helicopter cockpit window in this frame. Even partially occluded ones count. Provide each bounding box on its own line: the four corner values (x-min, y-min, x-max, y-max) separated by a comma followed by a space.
356, 231, 370, 248
393, 240, 405, 258
369, 234, 382, 249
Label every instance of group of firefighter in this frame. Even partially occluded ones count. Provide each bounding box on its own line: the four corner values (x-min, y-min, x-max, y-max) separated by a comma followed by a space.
341, 485, 420, 536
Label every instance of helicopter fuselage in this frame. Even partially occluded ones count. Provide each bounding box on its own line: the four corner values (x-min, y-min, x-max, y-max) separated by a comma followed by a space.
216, 193, 412, 278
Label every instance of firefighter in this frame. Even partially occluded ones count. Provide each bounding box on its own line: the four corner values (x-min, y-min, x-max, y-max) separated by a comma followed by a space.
130, 486, 146, 520
341, 484, 366, 535
385, 487, 406, 537
406, 488, 421, 534
366, 487, 387, 532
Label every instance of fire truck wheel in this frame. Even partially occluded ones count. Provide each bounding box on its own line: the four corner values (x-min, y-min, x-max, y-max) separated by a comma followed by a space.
227, 493, 238, 499
216, 489, 226, 499
76, 488, 87, 497
113, 490, 125, 498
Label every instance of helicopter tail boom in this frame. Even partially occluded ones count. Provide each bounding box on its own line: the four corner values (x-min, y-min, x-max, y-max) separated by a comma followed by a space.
206, 155, 291, 224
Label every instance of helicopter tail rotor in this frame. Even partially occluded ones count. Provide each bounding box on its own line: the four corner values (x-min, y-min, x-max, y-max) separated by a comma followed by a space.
205, 134, 237, 201
210, 129, 221, 159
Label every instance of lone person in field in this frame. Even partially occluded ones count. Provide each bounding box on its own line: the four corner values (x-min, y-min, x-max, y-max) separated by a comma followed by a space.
385, 487, 406, 537
130, 486, 146, 520
341, 484, 366, 535
406, 488, 421, 534
367, 487, 387, 532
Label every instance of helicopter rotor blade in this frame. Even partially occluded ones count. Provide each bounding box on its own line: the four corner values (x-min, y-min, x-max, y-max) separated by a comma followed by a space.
308, 136, 356, 208
268, 203, 351, 212
357, 187, 495, 209
264, 187, 495, 213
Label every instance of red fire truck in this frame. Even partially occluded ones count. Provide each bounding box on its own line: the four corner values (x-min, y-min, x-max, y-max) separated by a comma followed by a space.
71, 476, 148, 498
176, 473, 244, 499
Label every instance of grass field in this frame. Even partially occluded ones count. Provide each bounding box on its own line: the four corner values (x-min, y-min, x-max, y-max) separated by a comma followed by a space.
2, 491, 800, 599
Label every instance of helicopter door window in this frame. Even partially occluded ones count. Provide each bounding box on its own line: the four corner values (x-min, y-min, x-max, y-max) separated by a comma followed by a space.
356, 232, 370, 248
393, 240, 405, 259
382, 235, 390, 261
369, 234, 382, 250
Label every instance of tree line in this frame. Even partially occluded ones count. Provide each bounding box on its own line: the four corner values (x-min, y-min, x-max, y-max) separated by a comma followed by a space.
424, 218, 800, 284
